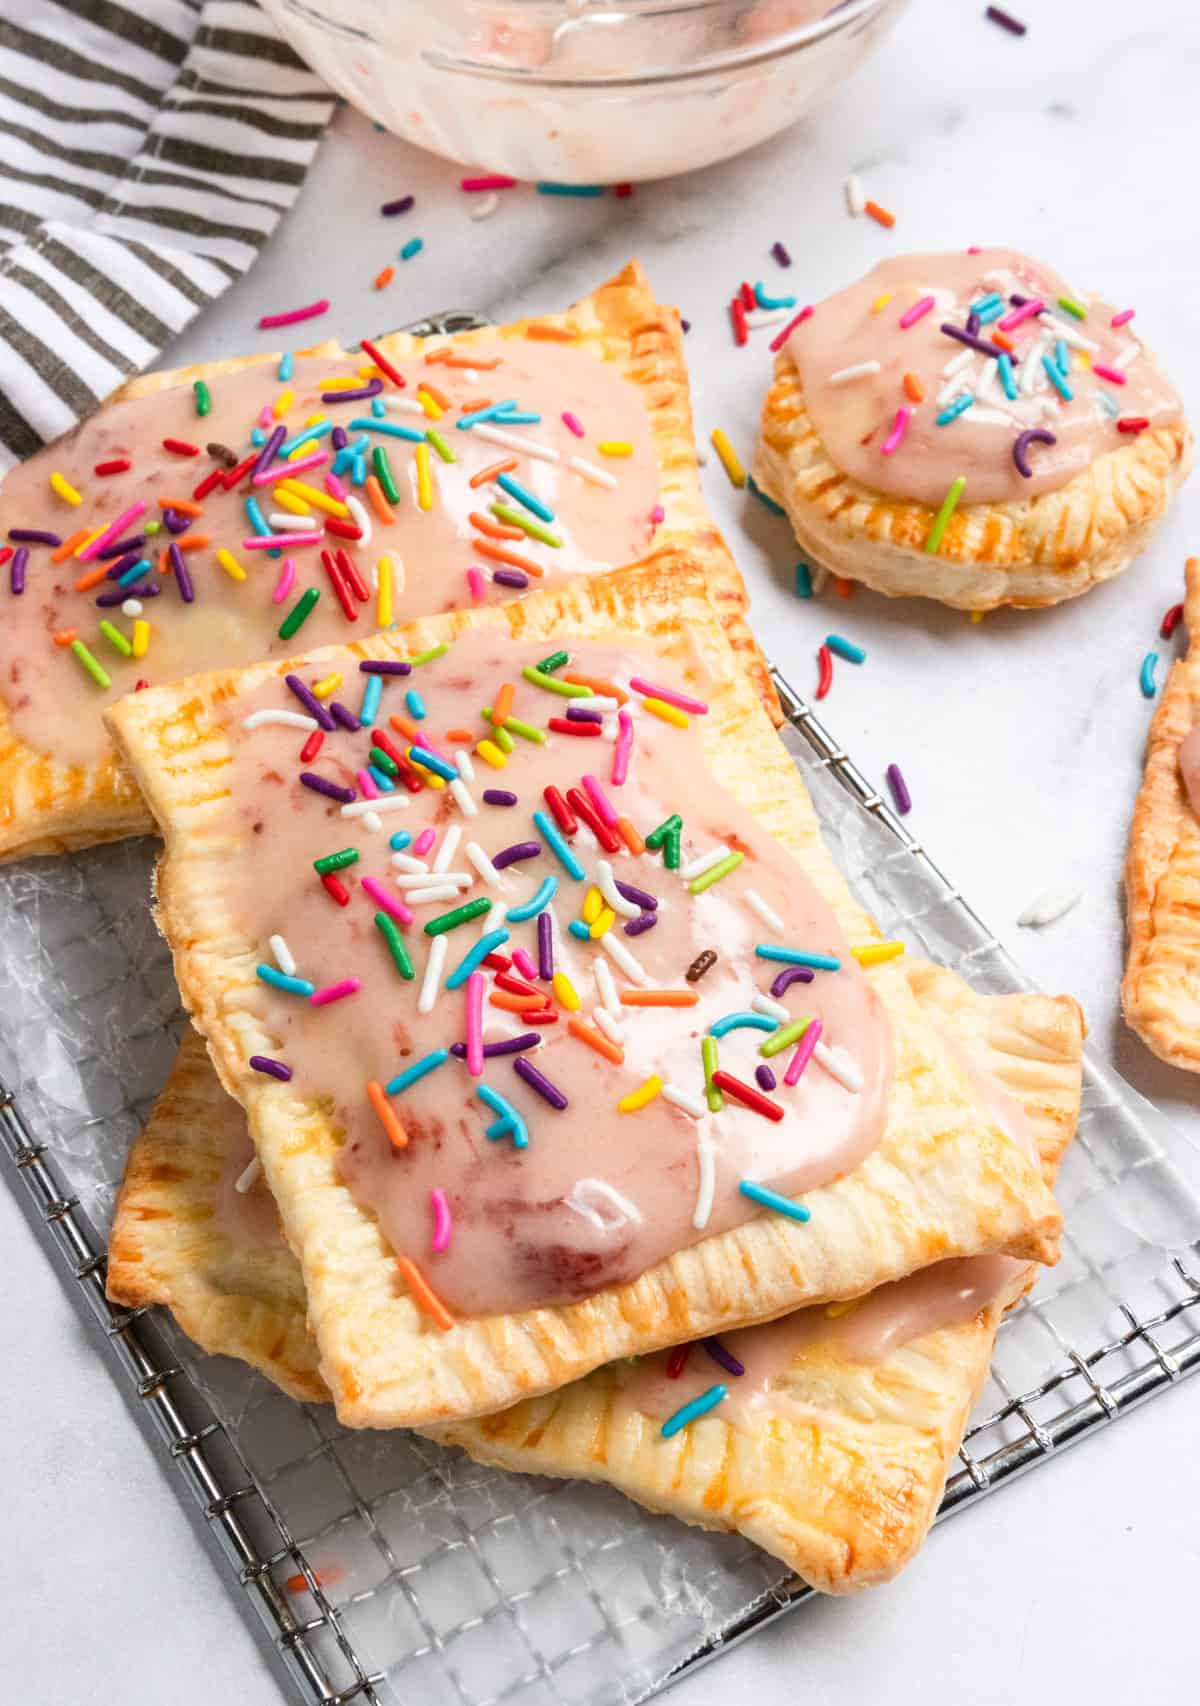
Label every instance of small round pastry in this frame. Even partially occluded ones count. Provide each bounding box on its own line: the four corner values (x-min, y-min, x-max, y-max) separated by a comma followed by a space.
753, 248, 1192, 610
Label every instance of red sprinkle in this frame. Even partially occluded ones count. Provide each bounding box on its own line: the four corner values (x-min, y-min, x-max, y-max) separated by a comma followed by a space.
666, 1344, 691, 1379
192, 468, 224, 501
162, 437, 200, 456
816, 643, 834, 700
565, 787, 621, 852
1161, 602, 1185, 639
523, 1008, 559, 1025
1117, 416, 1150, 434
360, 336, 406, 390
769, 304, 813, 353
614, 183, 634, 198
335, 549, 371, 602
300, 729, 324, 763
496, 971, 540, 998
322, 549, 358, 621
321, 873, 350, 906
543, 785, 578, 835
482, 951, 512, 971
0, 547, 10, 568
730, 297, 748, 347
710, 1070, 784, 1122
325, 516, 364, 542
134, 679, 149, 691
548, 716, 601, 737
740, 281, 755, 310
95, 457, 131, 476
221, 453, 257, 491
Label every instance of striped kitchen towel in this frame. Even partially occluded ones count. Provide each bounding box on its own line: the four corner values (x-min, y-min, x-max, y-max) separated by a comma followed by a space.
0, 0, 336, 475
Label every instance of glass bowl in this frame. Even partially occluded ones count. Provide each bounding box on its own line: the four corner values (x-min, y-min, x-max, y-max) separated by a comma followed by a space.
257, 0, 908, 184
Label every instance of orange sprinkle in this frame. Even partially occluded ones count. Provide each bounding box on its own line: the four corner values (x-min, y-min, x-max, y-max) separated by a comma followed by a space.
285, 1568, 342, 1594
469, 458, 518, 490
158, 496, 203, 516
389, 712, 427, 745
492, 682, 515, 726
367, 1080, 407, 1150
159, 547, 171, 574
419, 381, 450, 410
73, 565, 109, 593
458, 398, 493, 414
396, 1255, 455, 1332
469, 512, 524, 541
364, 474, 396, 524
490, 990, 544, 1013
173, 532, 211, 552
990, 330, 1015, 354
52, 528, 89, 563
567, 1016, 625, 1065
615, 816, 644, 855
475, 539, 543, 577
423, 346, 452, 364
52, 628, 77, 647
864, 199, 895, 229
374, 265, 395, 290
834, 577, 854, 598
445, 727, 475, 744
526, 323, 578, 343
902, 372, 925, 403
437, 353, 502, 370
619, 989, 699, 1008
562, 672, 629, 705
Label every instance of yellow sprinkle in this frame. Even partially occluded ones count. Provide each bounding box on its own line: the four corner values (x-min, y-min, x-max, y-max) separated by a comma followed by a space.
618, 1074, 663, 1114
312, 672, 343, 699
415, 442, 433, 511
589, 907, 615, 939
50, 471, 82, 506
596, 440, 633, 457
552, 973, 580, 1011
476, 738, 507, 769
272, 488, 312, 517
304, 413, 328, 427
582, 886, 603, 925
273, 389, 294, 418
216, 548, 247, 583
287, 440, 319, 460
424, 773, 446, 790
131, 618, 149, 658
824, 1298, 861, 1319
969, 611, 985, 625
377, 555, 394, 628
319, 378, 360, 391
1077, 350, 1092, 369
710, 428, 745, 489
416, 387, 443, 420
641, 696, 689, 729
277, 479, 349, 518
871, 291, 893, 314
75, 527, 105, 556
850, 941, 906, 967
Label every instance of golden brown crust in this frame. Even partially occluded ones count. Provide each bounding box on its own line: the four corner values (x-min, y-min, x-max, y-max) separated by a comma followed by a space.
752, 348, 1192, 611
1122, 556, 1200, 1067
0, 260, 748, 861
105, 546, 1060, 1430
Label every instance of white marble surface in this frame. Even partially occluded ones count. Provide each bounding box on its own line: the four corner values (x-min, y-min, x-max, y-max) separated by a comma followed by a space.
6, 0, 1200, 1701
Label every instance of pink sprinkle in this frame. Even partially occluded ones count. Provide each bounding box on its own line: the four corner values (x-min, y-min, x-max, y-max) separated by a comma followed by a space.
1093, 363, 1127, 386
611, 707, 634, 786
898, 294, 935, 330
769, 305, 813, 353
783, 1018, 823, 1086
465, 970, 485, 1075
244, 531, 322, 549
79, 499, 147, 560
414, 827, 436, 857
1111, 308, 1136, 328
310, 978, 360, 1007
460, 175, 516, 192
512, 947, 539, 981
361, 876, 413, 925
272, 556, 296, 603
258, 405, 274, 429
466, 566, 486, 602
325, 471, 348, 501
628, 676, 709, 715
998, 297, 1044, 332
253, 448, 327, 485
356, 768, 380, 799
582, 773, 619, 828
258, 298, 330, 330
649, 503, 665, 525
562, 411, 585, 437
430, 1187, 452, 1252
881, 407, 911, 456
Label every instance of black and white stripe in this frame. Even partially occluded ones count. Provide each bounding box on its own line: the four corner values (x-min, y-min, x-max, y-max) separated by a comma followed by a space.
0, 0, 335, 473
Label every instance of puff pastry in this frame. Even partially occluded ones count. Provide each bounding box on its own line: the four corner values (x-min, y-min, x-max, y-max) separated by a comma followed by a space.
1123, 556, 1200, 1067
0, 260, 715, 861
753, 249, 1191, 611
106, 546, 1061, 1429
107, 964, 1083, 1591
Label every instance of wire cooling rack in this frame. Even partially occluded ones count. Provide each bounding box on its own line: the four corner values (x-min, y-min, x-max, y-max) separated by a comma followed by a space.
4, 657, 1200, 1700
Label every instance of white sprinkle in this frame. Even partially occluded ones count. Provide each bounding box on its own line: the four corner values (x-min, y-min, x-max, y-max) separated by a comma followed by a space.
570, 695, 619, 713
382, 396, 428, 417
433, 824, 462, 874
663, 1084, 706, 1120
1017, 887, 1082, 928
593, 1006, 623, 1045
346, 494, 372, 549
595, 859, 641, 918
981, 268, 1010, 289
937, 373, 976, 409
393, 872, 471, 891
751, 991, 790, 1022
269, 512, 304, 529
453, 747, 475, 783
269, 934, 296, 976
465, 841, 502, 885
975, 359, 1000, 404
680, 844, 731, 882
417, 934, 448, 1014
744, 307, 792, 329
941, 347, 975, 380
568, 454, 618, 489
696, 445, 708, 467
599, 931, 647, 985
829, 360, 881, 387
814, 1041, 864, 1094
449, 777, 478, 819
593, 957, 621, 1019
404, 886, 464, 906
692, 1137, 716, 1230
744, 889, 784, 934
342, 793, 409, 818
487, 901, 507, 934
121, 598, 142, 617
1047, 316, 1099, 354
362, 810, 383, 833
471, 423, 561, 464
242, 709, 318, 731
845, 173, 865, 216
234, 1156, 262, 1194
1114, 340, 1141, 371
470, 192, 499, 221
565, 1178, 641, 1234
391, 852, 429, 873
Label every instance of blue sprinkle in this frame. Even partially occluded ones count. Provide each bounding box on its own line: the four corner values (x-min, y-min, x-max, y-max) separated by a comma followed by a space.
256, 965, 315, 997
371, 396, 386, 417
794, 562, 813, 599
351, 453, 367, 486
250, 427, 267, 446
533, 808, 585, 880
405, 688, 426, 720
491, 409, 540, 425
739, 1180, 811, 1223
389, 830, 412, 852
568, 919, 591, 940
277, 420, 331, 459
477, 1083, 529, 1149
244, 495, 271, 536
536, 182, 604, 196
506, 875, 558, 923
349, 417, 424, 442
661, 1385, 727, 1438
747, 475, 785, 516
997, 353, 1017, 400
709, 1012, 778, 1039
825, 633, 866, 664
457, 401, 518, 431
1042, 355, 1073, 401
367, 764, 396, 793
753, 281, 797, 311
935, 392, 974, 427
755, 946, 841, 970
1055, 339, 1069, 375
400, 237, 423, 261
408, 745, 457, 781
1140, 652, 1159, 698
117, 557, 151, 586
386, 1049, 450, 1095
446, 929, 511, 991
496, 471, 554, 522
360, 673, 383, 727
278, 351, 294, 382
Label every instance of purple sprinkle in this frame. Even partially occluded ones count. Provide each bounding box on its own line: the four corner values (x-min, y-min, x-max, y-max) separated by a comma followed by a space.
381, 195, 415, 216
252, 423, 287, 481
329, 700, 361, 732
1012, 427, 1056, 480
493, 840, 541, 869
299, 770, 355, 803
10, 546, 28, 594
359, 659, 412, 676
986, 5, 1027, 35
322, 379, 382, 405
250, 1055, 292, 1081
771, 240, 792, 268
615, 878, 657, 911
885, 762, 912, 815
680, 318, 691, 333
493, 568, 530, 589
703, 1336, 746, 1378
537, 910, 554, 980
769, 965, 815, 998
625, 911, 657, 937
161, 507, 190, 535
285, 673, 335, 730
9, 528, 61, 546
451, 1032, 539, 1059
1010, 292, 1031, 306
755, 1064, 777, 1092
169, 540, 194, 604
565, 706, 603, 723
96, 533, 146, 560
966, 311, 981, 336
513, 1056, 569, 1110
96, 582, 160, 606
105, 550, 144, 580
940, 322, 1001, 359
332, 425, 349, 451
483, 788, 518, 806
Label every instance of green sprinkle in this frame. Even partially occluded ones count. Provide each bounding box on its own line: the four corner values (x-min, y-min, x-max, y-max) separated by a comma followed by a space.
688, 850, 744, 894
368, 745, 399, 777
924, 476, 966, 555
793, 562, 812, 599
1057, 295, 1087, 320
144, 519, 161, 537
490, 503, 562, 548
664, 826, 682, 871
278, 586, 320, 640
410, 643, 449, 666
701, 1036, 723, 1112
194, 379, 212, 417
492, 724, 514, 754
759, 1018, 811, 1059
425, 896, 492, 936
313, 847, 359, 875
537, 650, 569, 673
71, 639, 110, 689
481, 707, 546, 744
98, 619, 132, 658
644, 814, 682, 851
374, 911, 415, 980
425, 427, 456, 463
372, 445, 400, 503
522, 665, 589, 697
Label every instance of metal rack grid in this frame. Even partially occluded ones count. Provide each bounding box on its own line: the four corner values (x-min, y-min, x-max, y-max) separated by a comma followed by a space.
4, 652, 1200, 1706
